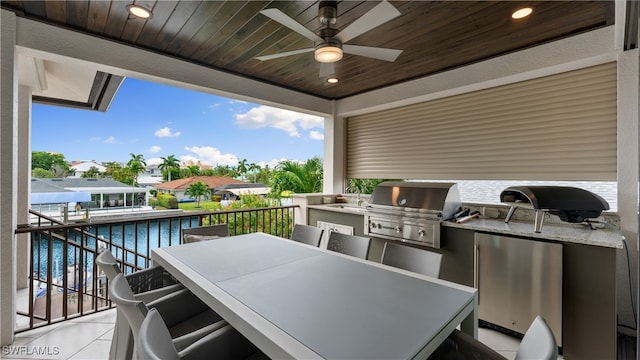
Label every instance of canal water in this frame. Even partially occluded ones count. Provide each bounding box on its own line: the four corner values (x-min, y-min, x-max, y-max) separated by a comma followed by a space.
33, 218, 200, 281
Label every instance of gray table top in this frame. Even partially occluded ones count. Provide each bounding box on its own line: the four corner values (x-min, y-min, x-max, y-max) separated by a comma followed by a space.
153, 232, 477, 359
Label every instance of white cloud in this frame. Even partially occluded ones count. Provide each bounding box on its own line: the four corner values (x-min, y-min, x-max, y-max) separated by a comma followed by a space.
184, 146, 239, 167
103, 136, 116, 144
149, 145, 161, 153
234, 106, 323, 137
146, 157, 162, 166
309, 130, 324, 140
154, 127, 181, 138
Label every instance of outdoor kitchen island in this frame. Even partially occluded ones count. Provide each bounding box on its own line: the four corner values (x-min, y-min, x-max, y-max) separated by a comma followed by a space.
306, 202, 624, 360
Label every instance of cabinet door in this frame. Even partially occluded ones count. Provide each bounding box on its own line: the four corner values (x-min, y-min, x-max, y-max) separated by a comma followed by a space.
475, 233, 562, 345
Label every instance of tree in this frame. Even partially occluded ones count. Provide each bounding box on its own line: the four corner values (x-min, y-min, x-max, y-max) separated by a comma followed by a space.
211, 165, 239, 178
32, 168, 54, 178
159, 155, 180, 182
81, 166, 101, 178
127, 153, 146, 207
184, 181, 209, 208
32, 151, 71, 176
237, 159, 248, 180
247, 162, 261, 183
127, 153, 147, 186
186, 165, 200, 176
269, 157, 323, 197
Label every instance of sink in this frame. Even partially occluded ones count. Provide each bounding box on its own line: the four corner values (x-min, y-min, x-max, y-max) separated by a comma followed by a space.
323, 203, 365, 213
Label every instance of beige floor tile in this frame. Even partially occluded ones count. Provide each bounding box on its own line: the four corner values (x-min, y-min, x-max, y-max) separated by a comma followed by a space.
3, 322, 113, 360
68, 340, 111, 360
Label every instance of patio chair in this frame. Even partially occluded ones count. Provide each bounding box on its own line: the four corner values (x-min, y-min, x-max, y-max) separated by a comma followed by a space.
428, 315, 558, 360
326, 232, 371, 259
96, 249, 185, 360
515, 316, 558, 360
181, 224, 229, 243
138, 308, 262, 360
290, 224, 324, 247
109, 273, 227, 358
381, 242, 443, 278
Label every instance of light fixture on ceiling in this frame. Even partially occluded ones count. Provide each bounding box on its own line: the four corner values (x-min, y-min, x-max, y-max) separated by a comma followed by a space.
512, 7, 533, 19
127, 4, 153, 19
315, 43, 343, 63
327, 77, 339, 84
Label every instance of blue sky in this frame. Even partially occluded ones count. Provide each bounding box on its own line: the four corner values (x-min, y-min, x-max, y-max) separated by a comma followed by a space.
32, 78, 324, 168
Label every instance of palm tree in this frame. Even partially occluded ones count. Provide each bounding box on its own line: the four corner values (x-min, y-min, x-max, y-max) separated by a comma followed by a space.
81, 166, 101, 178
248, 162, 261, 183
270, 157, 323, 197
184, 181, 209, 208
127, 153, 146, 207
127, 153, 147, 185
237, 158, 249, 180
186, 165, 200, 176
159, 155, 179, 182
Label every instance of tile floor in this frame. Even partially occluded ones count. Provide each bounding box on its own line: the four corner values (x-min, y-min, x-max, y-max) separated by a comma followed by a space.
3, 308, 529, 360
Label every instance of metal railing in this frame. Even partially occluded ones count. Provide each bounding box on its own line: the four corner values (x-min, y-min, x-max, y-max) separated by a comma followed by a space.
14, 205, 299, 332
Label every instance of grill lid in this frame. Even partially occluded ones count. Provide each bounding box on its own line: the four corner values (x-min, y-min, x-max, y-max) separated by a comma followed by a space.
368, 181, 461, 219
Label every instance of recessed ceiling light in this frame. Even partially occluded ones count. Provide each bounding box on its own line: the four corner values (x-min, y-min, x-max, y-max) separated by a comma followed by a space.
327, 77, 339, 84
127, 4, 153, 19
512, 7, 533, 19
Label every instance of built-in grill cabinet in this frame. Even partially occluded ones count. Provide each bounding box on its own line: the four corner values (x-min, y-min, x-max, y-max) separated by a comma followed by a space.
364, 182, 461, 248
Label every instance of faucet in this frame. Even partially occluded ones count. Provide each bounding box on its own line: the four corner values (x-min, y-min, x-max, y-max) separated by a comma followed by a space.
356, 193, 363, 206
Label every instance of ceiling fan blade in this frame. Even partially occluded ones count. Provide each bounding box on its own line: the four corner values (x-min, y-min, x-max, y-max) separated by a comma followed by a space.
319, 63, 335, 78
255, 48, 314, 61
343, 45, 402, 62
260, 8, 323, 43
335, 1, 401, 43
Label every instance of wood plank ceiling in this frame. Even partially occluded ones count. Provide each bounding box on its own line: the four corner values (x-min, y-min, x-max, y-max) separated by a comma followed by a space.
1, 1, 614, 100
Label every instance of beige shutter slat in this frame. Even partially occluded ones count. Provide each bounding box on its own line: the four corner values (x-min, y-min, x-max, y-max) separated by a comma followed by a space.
347, 63, 617, 181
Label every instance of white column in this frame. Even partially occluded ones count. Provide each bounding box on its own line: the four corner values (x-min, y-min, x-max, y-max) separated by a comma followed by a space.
617, 48, 640, 335
323, 101, 346, 194
0, 8, 18, 346
16, 85, 32, 289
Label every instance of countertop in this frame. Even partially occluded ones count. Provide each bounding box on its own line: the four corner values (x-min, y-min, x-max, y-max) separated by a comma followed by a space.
308, 204, 624, 249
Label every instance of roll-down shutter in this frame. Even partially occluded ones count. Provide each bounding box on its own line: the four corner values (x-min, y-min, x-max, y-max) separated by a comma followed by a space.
347, 63, 617, 181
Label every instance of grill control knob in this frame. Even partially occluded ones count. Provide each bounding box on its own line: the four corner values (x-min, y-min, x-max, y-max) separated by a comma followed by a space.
418, 230, 425, 237
395, 226, 402, 233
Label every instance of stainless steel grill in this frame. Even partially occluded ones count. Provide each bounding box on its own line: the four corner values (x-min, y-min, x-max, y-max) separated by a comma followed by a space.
364, 182, 461, 248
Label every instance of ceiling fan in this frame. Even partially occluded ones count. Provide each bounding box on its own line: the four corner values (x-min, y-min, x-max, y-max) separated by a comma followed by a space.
256, 1, 403, 78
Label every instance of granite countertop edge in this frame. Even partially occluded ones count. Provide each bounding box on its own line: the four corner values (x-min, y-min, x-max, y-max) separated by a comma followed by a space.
309, 204, 624, 249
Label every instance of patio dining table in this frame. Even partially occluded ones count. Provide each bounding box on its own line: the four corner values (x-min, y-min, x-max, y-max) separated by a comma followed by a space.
151, 232, 478, 359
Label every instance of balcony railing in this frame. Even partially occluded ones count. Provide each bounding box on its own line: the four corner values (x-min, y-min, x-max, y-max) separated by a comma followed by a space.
14, 205, 299, 332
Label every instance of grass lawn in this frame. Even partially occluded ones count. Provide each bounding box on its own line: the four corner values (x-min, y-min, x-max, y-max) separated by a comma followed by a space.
178, 200, 222, 211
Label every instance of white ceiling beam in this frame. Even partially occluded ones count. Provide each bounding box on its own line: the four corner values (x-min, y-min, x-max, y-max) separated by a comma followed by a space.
14, 15, 332, 117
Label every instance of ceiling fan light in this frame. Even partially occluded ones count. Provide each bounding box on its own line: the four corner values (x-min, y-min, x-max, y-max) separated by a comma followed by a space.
315, 45, 343, 63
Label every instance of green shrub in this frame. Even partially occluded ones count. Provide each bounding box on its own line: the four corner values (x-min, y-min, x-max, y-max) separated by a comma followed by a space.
157, 193, 178, 209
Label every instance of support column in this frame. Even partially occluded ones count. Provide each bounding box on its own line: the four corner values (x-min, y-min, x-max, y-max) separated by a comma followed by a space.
0, 8, 18, 346
323, 100, 346, 194
16, 85, 32, 290
617, 48, 640, 335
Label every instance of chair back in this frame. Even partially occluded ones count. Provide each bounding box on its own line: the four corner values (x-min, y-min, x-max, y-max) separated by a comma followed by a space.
109, 273, 149, 346
291, 224, 324, 247
96, 249, 122, 281
515, 316, 558, 360
138, 308, 180, 360
182, 224, 229, 243
381, 242, 443, 278
327, 232, 371, 259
